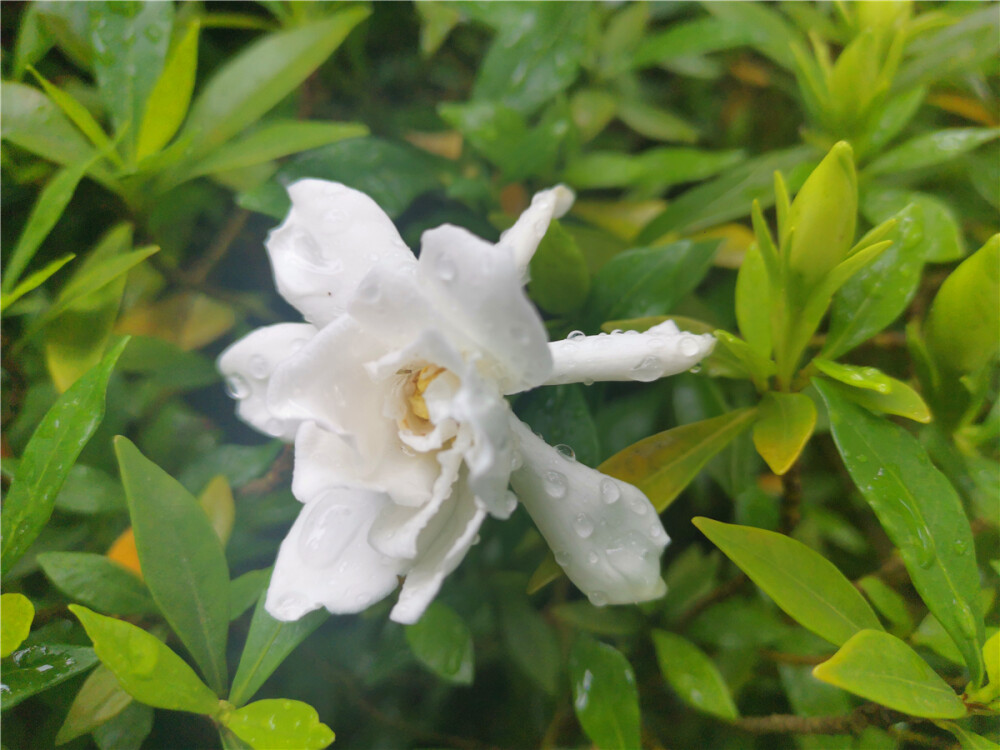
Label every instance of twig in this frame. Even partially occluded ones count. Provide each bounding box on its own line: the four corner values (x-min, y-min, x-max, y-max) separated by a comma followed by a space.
186, 209, 249, 286
732, 702, 912, 736
237, 443, 294, 497
779, 462, 803, 534
760, 649, 830, 666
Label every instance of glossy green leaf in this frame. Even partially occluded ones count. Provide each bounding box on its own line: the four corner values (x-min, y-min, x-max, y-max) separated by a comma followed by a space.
180, 120, 368, 180
586, 240, 718, 329
913, 613, 964, 666
2, 159, 91, 294
229, 594, 327, 707
925, 235, 1000, 375
940, 722, 1000, 750
182, 8, 369, 153
713, 331, 776, 388
136, 20, 199, 160
857, 576, 914, 637
472, 3, 586, 116
0, 643, 98, 711
226, 699, 334, 750
815, 381, 985, 685
563, 147, 743, 192
0, 593, 34, 657
812, 360, 931, 423
70, 605, 220, 714
569, 636, 641, 750
527, 220, 591, 315
0, 337, 128, 575
813, 630, 966, 718
752, 391, 816, 475
54, 464, 124, 515
1, 253, 75, 314
516, 384, 600, 468
865, 127, 1000, 176
55, 664, 133, 745
693, 518, 883, 646
636, 146, 817, 241
38, 552, 156, 616
229, 569, 270, 622
87, 0, 173, 152
600, 409, 757, 512
651, 630, 739, 719
405, 601, 474, 685
115, 437, 230, 694
861, 187, 964, 263
824, 203, 929, 359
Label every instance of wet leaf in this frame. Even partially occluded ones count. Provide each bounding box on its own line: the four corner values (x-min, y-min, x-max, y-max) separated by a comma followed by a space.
1, 643, 98, 711
651, 630, 739, 719
813, 630, 966, 718
0, 593, 35, 657
812, 360, 931, 423
226, 699, 334, 750
569, 635, 641, 750
405, 601, 474, 685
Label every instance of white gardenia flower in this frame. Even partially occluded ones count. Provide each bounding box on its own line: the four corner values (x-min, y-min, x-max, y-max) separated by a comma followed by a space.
218, 179, 715, 624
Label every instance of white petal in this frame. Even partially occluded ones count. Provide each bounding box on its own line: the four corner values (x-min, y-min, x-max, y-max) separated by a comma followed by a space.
389, 483, 486, 624
543, 321, 715, 387
266, 180, 416, 326
265, 487, 406, 620
498, 185, 575, 275
418, 224, 552, 392
217, 323, 317, 441
508, 416, 669, 606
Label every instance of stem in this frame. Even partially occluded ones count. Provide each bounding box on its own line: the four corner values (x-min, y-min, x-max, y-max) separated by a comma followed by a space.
732, 702, 917, 736
779, 461, 803, 534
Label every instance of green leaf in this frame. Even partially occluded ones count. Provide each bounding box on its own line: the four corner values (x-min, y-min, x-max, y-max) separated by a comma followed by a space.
939, 722, 1000, 750
857, 576, 914, 637
87, 0, 174, 153
616, 98, 699, 144
861, 187, 965, 263
414, 1, 461, 57
812, 360, 931, 423
136, 20, 199, 160
600, 409, 757, 512
813, 630, 966, 718
115, 437, 230, 694
865, 127, 1000, 177
229, 569, 270, 622
516, 384, 600, 468
13, 3, 54, 80
38, 552, 157, 616
0, 593, 35, 657
693, 518, 883, 646
552, 602, 641, 638
471, 3, 586, 116
70, 605, 220, 714
563, 147, 744, 192
498, 588, 561, 694
55, 464, 126, 515
651, 630, 739, 719
404, 601, 474, 685
568, 636, 641, 750
527, 220, 591, 315
27, 66, 118, 162
182, 8, 369, 153
735, 245, 772, 359
712, 331, 776, 389
636, 146, 817, 241
586, 240, 719, 329
55, 664, 133, 745
225, 699, 334, 750
229, 594, 327, 707
1, 253, 75, 314
182, 120, 369, 181
2, 159, 91, 294
815, 381, 985, 685
93, 701, 154, 750
0, 337, 128, 575
632, 17, 758, 68
702, 1, 799, 69
752, 391, 817, 475
0, 643, 98, 711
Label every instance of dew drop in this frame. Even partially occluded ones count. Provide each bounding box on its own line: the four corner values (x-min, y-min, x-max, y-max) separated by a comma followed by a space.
680, 335, 702, 357
953, 539, 968, 555
248, 354, 268, 379
554, 549, 571, 566
567, 330, 586, 340
435, 255, 457, 282
510, 452, 524, 471
225, 374, 250, 399
359, 278, 381, 302
588, 591, 608, 607
627, 495, 648, 516
630, 355, 661, 382
600, 479, 621, 504
555, 443, 576, 461
543, 470, 567, 498
611, 328, 624, 335
587, 551, 599, 565
650, 523, 664, 539
574, 513, 595, 539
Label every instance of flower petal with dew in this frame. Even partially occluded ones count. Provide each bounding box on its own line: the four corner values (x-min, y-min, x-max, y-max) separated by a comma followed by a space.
218, 179, 714, 624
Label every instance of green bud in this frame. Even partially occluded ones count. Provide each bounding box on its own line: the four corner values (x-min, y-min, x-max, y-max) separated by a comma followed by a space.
925, 235, 1000, 375
786, 141, 858, 290
856, 0, 912, 38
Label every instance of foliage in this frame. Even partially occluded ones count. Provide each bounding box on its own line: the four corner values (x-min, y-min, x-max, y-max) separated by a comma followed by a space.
1, 2, 997, 749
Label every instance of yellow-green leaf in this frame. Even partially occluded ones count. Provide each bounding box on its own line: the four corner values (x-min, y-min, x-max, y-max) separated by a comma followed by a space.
813, 358, 931, 423
136, 21, 200, 160
752, 391, 816, 475
813, 630, 966, 718
225, 699, 334, 750
0, 593, 34, 657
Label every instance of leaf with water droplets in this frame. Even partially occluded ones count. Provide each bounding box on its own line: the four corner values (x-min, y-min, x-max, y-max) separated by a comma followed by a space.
812, 359, 930, 423
404, 601, 474, 685
693, 518, 883, 647
599, 408, 757, 512
651, 630, 739, 719
115, 437, 230, 694
815, 381, 986, 686
225, 698, 334, 750
70, 605, 219, 714
813, 630, 966, 719
0, 642, 99, 711
569, 636, 641, 750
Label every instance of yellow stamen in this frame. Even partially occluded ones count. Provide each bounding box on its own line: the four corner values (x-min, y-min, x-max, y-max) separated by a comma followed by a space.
407, 365, 445, 421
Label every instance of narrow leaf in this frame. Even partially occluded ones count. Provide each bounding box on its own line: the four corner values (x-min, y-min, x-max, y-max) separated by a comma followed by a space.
1, 253, 75, 314
813, 359, 931, 423
54, 664, 133, 745
27, 66, 117, 160
0, 643, 98, 711
866, 127, 1000, 176
136, 21, 200, 160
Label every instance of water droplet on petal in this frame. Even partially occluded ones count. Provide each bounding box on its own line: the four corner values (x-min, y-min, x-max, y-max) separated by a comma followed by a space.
587, 552, 599, 565
248, 355, 268, 379
611, 329, 623, 335
225, 374, 250, 399
435, 255, 457, 282
630, 355, 661, 382
627, 495, 648, 516
510, 452, 524, 471
555, 444, 576, 461
574, 513, 594, 539
650, 523, 664, 539
600, 479, 621, 504
359, 278, 381, 302
543, 470, 567, 498
273, 592, 310, 620
554, 549, 571, 566
680, 335, 702, 357
567, 330, 586, 341
588, 591, 608, 607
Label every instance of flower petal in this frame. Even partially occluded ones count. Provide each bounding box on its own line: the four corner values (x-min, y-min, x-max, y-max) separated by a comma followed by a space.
265, 487, 406, 620
418, 225, 552, 392
508, 416, 669, 606
543, 321, 715, 387
217, 323, 317, 441
389, 482, 486, 624
266, 180, 416, 326
499, 185, 575, 275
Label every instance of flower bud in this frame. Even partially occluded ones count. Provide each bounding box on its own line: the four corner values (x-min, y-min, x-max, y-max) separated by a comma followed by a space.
786, 141, 858, 291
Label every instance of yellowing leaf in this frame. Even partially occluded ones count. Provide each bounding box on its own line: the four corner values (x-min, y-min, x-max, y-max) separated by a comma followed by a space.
198, 475, 235, 546
752, 391, 817, 475
117, 292, 236, 351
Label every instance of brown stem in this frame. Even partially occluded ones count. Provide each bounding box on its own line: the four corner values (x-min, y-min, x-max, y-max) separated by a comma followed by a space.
237, 443, 294, 497
760, 649, 831, 666
779, 462, 803, 534
732, 702, 912, 736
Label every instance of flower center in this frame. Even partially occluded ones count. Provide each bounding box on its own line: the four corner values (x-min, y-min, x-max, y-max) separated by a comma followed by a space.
406, 365, 446, 421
